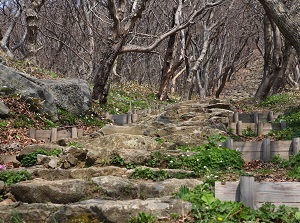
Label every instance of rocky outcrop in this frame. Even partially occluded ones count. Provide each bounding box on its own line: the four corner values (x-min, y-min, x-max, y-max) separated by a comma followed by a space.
0, 64, 92, 119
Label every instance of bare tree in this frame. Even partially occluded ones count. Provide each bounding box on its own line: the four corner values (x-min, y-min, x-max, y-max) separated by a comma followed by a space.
257, 0, 300, 57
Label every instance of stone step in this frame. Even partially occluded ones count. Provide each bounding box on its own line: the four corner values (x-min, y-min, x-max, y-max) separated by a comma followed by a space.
9, 176, 201, 204
0, 197, 192, 223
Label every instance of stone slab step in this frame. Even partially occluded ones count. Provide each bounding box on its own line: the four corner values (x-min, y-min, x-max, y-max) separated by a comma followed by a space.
0, 197, 192, 223
9, 176, 201, 204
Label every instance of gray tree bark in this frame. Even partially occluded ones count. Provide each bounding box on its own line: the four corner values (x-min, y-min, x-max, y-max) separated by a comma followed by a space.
257, 0, 300, 57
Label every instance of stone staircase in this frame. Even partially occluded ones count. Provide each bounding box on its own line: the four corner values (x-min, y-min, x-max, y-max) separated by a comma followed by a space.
0, 100, 231, 223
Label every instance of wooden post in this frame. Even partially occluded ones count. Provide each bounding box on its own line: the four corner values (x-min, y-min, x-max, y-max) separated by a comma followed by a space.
240, 176, 255, 209
292, 138, 300, 155
237, 121, 243, 135
29, 128, 36, 139
233, 112, 239, 123
262, 138, 271, 161
257, 121, 263, 136
71, 127, 78, 139
50, 128, 58, 143
253, 112, 259, 124
225, 138, 233, 149
280, 120, 287, 129
127, 111, 132, 124
132, 109, 138, 123
268, 111, 274, 122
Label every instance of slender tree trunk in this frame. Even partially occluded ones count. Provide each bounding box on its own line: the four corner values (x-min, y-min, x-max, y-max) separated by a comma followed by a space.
158, 8, 177, 101
0, 3, 22, 59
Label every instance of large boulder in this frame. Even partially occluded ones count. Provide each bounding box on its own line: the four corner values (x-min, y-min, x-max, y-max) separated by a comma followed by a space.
0, 64, 91, 119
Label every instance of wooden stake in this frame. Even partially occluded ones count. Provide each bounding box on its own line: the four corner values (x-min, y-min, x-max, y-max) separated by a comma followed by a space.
240, 176, 255, 209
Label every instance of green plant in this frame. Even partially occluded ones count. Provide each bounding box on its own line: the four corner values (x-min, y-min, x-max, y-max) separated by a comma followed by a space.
0, 120, 8, 130
0, 170, 31, 185
271, 154, 289, 168
20, 148, 61, 167
175, 181, 300, 222
68, 141, 83, 148
169, 145, 244, 172
110, 155, 125, 166
242, 126, 257, 137
260, 93, 293, 107
10, 209, 22, 223
80, 114, 106, 127
57, 108, 77, 125
129, 212, 157, 223
13, 114, 34, 128
129, 168, 169, 181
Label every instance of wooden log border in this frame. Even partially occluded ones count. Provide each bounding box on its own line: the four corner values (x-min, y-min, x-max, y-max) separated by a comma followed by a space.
29, 127, 83, 143
215, 176, 300, 209
106, 107, 155, 126
222, 138, 300, 162
228, 121, 287, 136
230, 111, 281, 124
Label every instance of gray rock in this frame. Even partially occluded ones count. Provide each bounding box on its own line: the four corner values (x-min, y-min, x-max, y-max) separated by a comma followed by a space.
60, 153, 78, 169
0, 101, 9, 118
64, 146, 87, 161
28, 166, 129, 181
92, 176, 137, 199
36, 154, 58, 168
0, 64, 92, 119
10, 178, 87, 204
78, 133, 160, 165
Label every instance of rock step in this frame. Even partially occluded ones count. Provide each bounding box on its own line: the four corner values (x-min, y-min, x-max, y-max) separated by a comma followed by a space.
27, 166, 195, 181
0, 197, 192, 223
10, 176, 202, 203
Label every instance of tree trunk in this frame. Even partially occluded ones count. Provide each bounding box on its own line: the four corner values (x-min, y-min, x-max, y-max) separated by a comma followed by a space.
92, 39, 125, 104
255, 16, 283, 102
257, 0, 300, 57
158, 8, 177, 101
0, 3, 22, 59
25, 0, 46, 64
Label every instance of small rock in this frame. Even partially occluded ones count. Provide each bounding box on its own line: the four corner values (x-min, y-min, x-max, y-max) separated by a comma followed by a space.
64, 146, 87, 161
36, 154, 59, 169
57, 139, 68, 146
12, 160, 21, 168
60, 154, 78, 169
0, 101, 9, 118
